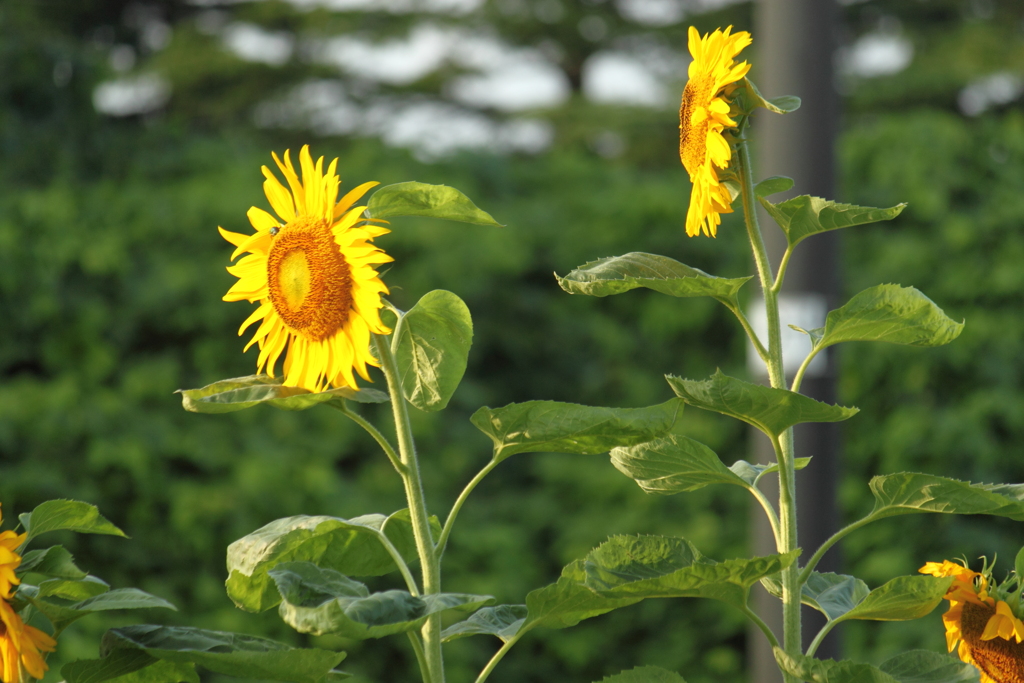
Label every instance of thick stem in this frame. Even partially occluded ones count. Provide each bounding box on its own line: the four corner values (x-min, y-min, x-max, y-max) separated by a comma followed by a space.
436, 458, 500, 559
374, 335, 445, 683
739, 140, 802, 671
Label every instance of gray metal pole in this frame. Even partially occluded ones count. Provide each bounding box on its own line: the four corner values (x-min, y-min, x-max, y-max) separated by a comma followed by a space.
748, 1, 841, 681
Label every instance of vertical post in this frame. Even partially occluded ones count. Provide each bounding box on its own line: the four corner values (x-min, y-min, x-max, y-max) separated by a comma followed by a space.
748, 1, 841, 681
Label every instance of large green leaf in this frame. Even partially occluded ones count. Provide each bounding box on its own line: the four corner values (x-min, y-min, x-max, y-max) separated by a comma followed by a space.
666, 371, 857, 440
878, 650, 980, 683
555, 252, 751, 305
610, 435, 748, 494
596, 666, 688, 683
393, 290, 473, 412
440, 605, 527, 643
226, 510, 438, 612
20, 500, 126, 543
521, 560, 641, 632
868, 473, 1024, 521
23, 587, 176, 630
763, 572, 870, 622
776, 649, 979, 683
582, 535, 799, 610
178, 375, 387, 414
37, 575, 110, 600
18, 545, 87, 578
775, 649, 899, 683
813, 285, 963, 350
758, 195, 905, 249
471, 399, 682, 463
840, 576, 951, 622
270, 562, 493, 639
366, 181, 502, 226
72, 626, 348, 683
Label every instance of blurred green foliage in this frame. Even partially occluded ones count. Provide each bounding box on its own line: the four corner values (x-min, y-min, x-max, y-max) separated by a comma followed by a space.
1, 0, 1023, 682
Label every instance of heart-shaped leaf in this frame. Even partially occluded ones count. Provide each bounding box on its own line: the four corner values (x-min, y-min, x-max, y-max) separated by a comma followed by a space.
366, 182, 502, 226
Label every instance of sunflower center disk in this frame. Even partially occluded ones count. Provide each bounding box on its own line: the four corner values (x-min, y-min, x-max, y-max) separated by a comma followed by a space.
679, 79, 713, 174
266, 216, 354, 342
962, 601, 1024, 683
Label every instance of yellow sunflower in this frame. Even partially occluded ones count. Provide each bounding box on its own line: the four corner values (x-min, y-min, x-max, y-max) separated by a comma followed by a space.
0, 507, 25, 599
921, 560, 1024, 683
679, 25, 752, 238
221, 145, 393, 393
0, 599, 55, 683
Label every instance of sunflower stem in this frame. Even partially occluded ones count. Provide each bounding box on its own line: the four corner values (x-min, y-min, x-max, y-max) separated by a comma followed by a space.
737, 139, 802, 674
374, 334, 445, 683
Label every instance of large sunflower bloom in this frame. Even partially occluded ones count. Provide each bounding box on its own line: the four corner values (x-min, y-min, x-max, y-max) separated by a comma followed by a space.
0, 600, 55, 683
221, 146, 393, 392
679, 25, 752, 238
0, 507, 25, 599
921, 560, 1024, 683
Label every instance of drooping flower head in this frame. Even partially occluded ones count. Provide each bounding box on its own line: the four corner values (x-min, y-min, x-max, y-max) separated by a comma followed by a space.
679, 25, 752, 238
221, 146, 393, 392
0, 505, 55, 683
921, 558, 1024, 683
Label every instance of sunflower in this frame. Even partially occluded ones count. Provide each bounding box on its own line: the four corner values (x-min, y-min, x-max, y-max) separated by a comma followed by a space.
679, 25, 752, 238
0, 600, 55, 683
221, 146, 393, 393
0, 507, 25, 599
921, 559, 1024, 683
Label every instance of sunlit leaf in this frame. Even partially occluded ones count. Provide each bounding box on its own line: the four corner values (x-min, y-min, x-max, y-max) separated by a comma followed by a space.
521, 560, 640, 632
393, 290, 473, 412
739, 78, 801, 114
366, 182, 502, 226
869, 473, 1024, 521
666, 371, 857, 440
18, 545, 87, 579
471, 399, 682, 463
37, 576, 110, 600
758, 195, 905, 249
21, 500, 126, 543
840, 576, 952, 622
178, 375, 387, 414
610, 435, 747, 494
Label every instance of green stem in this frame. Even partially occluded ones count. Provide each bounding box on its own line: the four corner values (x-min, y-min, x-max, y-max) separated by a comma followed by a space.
790, 346, 823, 395
330, 402, 406, 475
742, 605, 780, 650
374, 334, 445, 683
376, 530, 421, 596
772, 246, 794, 294
407, 632, 433, 683
748, 485, 782, 550
474, 634, 523, 683
436, 458, 500, 559
805, 620, 838, 658
726, 301, 769, 365
738, 140, 801, 673
798, 514, 879, 584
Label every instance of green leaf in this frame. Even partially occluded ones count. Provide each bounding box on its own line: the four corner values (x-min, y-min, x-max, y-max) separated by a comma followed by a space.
582, 535, 800, 610
839, 576, 952, 622
18, 545, 87, 578
521, 560, 641, 632
64, 653, 200, 683
814, 285, 963, 350
758, 194, 906, 249
226, 510, 439, 612
666, 371, 857, 440
774, 649, 898, 683
471, 399, 682, 463
610, 435, 749, 494
24, 587, 175, 630
270, 562, 493, 639
768, 572, 870, 622
393, 290, 473, 412
879, 650, 980, 683
21, 500, 126, 542
728, 458, 812, 487
555, 252, 751, 305
868, 472, 1024, 521
99, 625, 346, 683
440, 605, 527, 643
739, 78, 801, 114
178, 375, 387, 415
755, 176, 795, 198
595, 665, 688, 683
366, 181, 502, 226
37, 575, 110, 600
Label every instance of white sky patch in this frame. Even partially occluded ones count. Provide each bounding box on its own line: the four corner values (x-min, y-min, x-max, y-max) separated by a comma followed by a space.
959, 72, 1024, 116
583, 51, 668, 106
449, 59, 570, 111
223, 22, 295, 66
839, 31, 913, 78
614, 0, 746, 26
93, 75, 171, 116
253, 80, 362, 135
317, 23, 451, 85
283, 0, 481, 13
